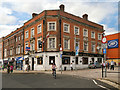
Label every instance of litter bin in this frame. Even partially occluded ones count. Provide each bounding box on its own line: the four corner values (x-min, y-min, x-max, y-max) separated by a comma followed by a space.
64, 67, 66, 71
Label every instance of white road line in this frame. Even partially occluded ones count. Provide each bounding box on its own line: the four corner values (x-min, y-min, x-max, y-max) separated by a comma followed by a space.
93, 79, 110, 90
93, 80, 97, 85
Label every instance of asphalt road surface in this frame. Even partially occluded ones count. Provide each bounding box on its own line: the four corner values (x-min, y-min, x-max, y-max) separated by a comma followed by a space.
2, 73, 118, 89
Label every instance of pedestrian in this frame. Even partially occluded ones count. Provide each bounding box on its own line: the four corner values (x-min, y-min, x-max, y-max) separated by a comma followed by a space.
2, 65, 4, 71
107, 62, 110, 69
110, 60, 114, 70
7, 64, 10, 74
70, 63, 73, 71
10, 65, 13, 73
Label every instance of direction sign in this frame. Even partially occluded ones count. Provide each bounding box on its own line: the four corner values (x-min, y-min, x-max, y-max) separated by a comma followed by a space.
103, 48, 106, 54
102, 37, 107, 43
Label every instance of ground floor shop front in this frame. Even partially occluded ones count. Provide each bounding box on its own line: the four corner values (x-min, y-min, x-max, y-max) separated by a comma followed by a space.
23, 51, 104, 71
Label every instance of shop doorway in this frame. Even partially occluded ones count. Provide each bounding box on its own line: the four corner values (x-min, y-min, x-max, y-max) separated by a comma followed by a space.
32, 58, 34, 70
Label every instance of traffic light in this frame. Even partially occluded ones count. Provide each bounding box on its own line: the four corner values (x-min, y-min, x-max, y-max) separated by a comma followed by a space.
38, 40, 42, 48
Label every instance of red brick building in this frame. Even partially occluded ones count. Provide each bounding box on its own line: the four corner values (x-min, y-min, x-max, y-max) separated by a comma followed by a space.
106, 33, 120, 66
23, 4, 104, 70
2, 4, 104, 70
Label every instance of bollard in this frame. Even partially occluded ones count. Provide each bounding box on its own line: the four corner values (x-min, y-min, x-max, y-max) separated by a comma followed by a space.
102, 65, 104, 78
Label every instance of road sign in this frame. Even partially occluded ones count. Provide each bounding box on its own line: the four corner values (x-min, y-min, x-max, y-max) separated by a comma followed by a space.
60, 54, 62, 58
103, 48, 106, 54
75, 46, 79, 55
102, 37, 107, 43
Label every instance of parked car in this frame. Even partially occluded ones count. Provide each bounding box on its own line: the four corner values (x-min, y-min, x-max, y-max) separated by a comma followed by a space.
88, 62, 101, 69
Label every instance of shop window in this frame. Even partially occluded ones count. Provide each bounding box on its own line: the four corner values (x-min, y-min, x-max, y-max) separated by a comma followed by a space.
62, 57, 70, 65
25, 58, 29, 64
82, 57, 88, 64
49, 56, 55, 65
37, 57, 43, 65
97, 58, 102, 63
76, 57, 78, 64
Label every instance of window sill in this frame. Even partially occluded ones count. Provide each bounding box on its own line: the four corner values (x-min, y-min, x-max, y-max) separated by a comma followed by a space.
64, 31, 70, 33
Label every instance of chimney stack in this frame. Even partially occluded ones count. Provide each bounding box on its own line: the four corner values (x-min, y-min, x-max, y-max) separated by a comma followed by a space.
82, 14, 88, 20
59, 4, 65, 11
32, 13, 38, 18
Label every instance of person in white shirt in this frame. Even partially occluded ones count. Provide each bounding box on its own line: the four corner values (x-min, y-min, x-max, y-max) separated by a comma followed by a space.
70, 63, 73, 71
110, 60, 114, 70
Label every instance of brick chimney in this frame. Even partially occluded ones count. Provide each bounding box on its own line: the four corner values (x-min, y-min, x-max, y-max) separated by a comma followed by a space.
32, 13, 38, 18
82, 14, 88, 20
59, 4, 65, 11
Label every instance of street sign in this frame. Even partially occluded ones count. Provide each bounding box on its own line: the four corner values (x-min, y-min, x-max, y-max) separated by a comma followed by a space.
75, 46, 79, 56
102, 37, 107, 43
103, 48, 106, 54
60, 47, 63, 51
60, 54, 62, 58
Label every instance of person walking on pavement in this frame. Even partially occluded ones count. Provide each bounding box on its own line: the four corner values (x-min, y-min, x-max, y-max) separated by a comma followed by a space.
10, 65, 13, 73
107, 62, 110, 69
7, 64, 10, 74
110, 60, 114, 70
70, 63, 73, 71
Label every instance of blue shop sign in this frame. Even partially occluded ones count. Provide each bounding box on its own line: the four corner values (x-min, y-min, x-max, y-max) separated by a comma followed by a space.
108, 39, 119, 49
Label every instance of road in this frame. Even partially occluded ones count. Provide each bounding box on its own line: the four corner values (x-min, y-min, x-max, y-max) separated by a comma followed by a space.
2, 73, 118, 89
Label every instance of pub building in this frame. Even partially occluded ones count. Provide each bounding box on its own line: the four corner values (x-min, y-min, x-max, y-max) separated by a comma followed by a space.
23, 4, 104, 71
2, 4, 104, 71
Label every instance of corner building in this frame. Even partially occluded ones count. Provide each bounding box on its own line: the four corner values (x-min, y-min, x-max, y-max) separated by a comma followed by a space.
23, 4, 104, 71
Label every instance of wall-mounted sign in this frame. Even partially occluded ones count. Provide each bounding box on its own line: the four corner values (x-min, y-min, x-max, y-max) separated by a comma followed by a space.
108, 39, 119, 49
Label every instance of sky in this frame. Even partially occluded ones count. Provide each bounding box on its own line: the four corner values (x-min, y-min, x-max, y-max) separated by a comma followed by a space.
0, 0, 119, 38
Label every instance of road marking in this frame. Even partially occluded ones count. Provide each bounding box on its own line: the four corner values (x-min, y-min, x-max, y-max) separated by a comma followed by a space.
93, 79, 110, 90
93, 80, 97, 85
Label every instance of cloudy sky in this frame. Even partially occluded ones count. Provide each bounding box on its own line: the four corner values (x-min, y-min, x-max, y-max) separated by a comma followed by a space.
0, 0, 119, 38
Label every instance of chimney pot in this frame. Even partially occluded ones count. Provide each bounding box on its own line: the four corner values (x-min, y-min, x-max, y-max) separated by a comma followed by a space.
32, 13, 38, 18
82, 14, 88, 20
59, 4, 65, 11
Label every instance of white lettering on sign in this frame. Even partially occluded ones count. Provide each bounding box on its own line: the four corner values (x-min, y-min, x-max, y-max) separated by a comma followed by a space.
108, 40, 118, 47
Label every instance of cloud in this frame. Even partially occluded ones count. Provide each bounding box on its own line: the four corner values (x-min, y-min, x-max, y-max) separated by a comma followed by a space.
0, 6, 17, 24
102, 24, 118, 35
0, 0, 118, 38
0, 25, 22, 37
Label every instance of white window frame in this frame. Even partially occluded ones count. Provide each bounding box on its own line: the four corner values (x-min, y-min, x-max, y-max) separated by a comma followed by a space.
18, 45, 20, 54
98, 33, 102, 40
4, 49, 7, 57
74, 40, 79, 50
74, 26, 79, 35
64, 38, 70, 50
63, 23, 70, 33
37, 24, 42, 34
31, 28, 34, 37
48, 37, 56, 49
37, 38, 42, 50
25, 42, 28, 54
18, 36, 20, 41
10, 48, 12, 56
83, 28, 88, 37
30, 41, 35, 51
21, 34, 23, 40
91, 31, 95, 39
83, 42, 88, 51
16, 48, 18, 54
91, 43, 95, 52
25, 31, 29, 39
16, 37, 17, 42
47, 21, 56, 31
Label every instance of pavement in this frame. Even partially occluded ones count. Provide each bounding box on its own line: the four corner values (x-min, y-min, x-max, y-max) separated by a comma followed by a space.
1, 66, 120, 89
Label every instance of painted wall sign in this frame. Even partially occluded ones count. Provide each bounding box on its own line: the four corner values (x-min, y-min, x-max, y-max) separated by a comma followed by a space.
107, 39, 119, 49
